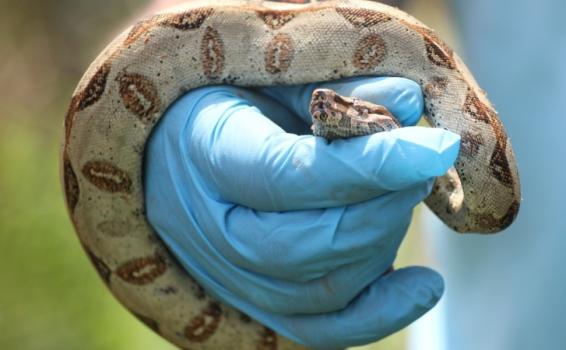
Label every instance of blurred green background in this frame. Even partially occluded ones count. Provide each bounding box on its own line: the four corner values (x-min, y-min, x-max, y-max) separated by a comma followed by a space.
0, 0, 452, 349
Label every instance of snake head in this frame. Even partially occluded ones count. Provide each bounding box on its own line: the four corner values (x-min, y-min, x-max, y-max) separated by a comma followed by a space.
310, 88, 401, 139
310, 88, 345, 124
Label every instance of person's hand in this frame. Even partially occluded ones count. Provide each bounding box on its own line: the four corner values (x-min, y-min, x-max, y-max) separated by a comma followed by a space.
144, 77, 460, 349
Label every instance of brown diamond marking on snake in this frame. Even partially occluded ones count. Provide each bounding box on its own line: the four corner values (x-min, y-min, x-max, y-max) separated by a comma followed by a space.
460, 131, 485, 158
116, 253, 168, 285
257, 10, 296, 30
353, 33, 387, 70
117, 72, 161, 124
489, 138, 513, 187
82, 160, 132, 193
201, 26, 224, 80
85, 247, 112, 285
336, 7, 392, 27
463, 92, 513, 187
160, 8, 214, 30
64, 63, 111, 145
185, 302, 223, 342
63, 155, 79, 214
78, 63, 112, 111
410, 24, 453, 57
486, 109, 513, 188
265, 33, 295, 74
424, 36, 456, 69
403, 21, 455, 69
463, 92, 492, 124
133, 312, 161, 334
257, 327, 278, 350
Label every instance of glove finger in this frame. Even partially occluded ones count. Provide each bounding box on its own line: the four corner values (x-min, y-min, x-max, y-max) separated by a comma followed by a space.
182, 87, 459, 210
260, 267, 445, 350
215, 181, 431, 282
257, 76, 424, 126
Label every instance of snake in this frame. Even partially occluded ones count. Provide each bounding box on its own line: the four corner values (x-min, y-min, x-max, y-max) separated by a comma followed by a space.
60, 0, 521, 348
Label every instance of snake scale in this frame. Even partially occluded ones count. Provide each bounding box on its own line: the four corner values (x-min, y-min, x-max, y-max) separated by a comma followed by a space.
60, 0, 521, 348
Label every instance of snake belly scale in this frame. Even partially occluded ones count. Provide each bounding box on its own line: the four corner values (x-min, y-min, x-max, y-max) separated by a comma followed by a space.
61, 0, 521, 349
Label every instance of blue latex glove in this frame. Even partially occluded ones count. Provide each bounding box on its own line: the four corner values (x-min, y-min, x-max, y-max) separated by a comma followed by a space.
144, 77, 460, 349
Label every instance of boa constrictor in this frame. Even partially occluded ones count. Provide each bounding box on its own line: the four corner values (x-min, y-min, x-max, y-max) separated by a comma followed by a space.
61, 0, 521, 348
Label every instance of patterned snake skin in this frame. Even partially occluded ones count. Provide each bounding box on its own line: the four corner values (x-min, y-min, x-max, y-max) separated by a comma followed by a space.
60, 0, 521, 348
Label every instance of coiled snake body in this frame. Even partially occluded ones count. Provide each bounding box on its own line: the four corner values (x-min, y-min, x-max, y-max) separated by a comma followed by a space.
61, 0, 521, 348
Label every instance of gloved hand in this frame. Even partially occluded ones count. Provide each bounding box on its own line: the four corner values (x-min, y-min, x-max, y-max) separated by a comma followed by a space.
144, 76, 460, 349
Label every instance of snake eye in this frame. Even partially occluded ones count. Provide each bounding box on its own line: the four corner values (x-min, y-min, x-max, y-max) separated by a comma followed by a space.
319, 111, 328, 121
